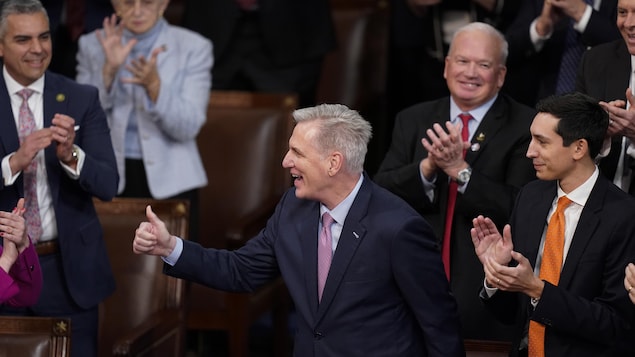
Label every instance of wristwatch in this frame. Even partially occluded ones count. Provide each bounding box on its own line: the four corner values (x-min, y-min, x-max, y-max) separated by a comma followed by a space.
64, 145, 79, 165
454, 166, 472, 185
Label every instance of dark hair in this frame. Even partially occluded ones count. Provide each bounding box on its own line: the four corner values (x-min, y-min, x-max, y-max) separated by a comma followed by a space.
535, 92, 608, 159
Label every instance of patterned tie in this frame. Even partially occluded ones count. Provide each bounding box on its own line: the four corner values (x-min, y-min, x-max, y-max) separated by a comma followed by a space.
555, 0, 593, 94
17, 89, 43, 242
441, 113, 472, 280
318, 212, 335, 302
528, 196, 572, 357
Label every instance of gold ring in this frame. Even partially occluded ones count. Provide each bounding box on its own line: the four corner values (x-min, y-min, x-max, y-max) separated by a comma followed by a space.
629, 286, 633, 293
497, 278, 501, 284
438, 146, 444, 152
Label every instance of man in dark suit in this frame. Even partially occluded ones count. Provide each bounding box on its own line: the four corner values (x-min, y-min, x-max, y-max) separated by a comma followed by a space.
374, 22, 536, 341
576, 0, 635, 194
181, 0, 335, 107
0, 1, 119, 356
472, 92, 635, 356
133, 103, 465, 356
503, 0, 618, 106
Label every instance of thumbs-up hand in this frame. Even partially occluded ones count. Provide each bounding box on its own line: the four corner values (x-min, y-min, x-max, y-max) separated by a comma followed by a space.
132, 205, 176, 257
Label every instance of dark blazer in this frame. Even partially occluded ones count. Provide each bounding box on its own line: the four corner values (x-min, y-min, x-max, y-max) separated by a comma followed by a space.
504, 0, 619, 105
483, 177, 635, 356
0, 71, 119, 309
181, 0, 335, 67
373, 94, 537, 340
166, 175, 465, 357
576, 39, 634, 192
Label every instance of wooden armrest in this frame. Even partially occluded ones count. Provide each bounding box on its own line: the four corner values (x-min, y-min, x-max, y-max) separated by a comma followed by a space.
112, 309, 181, 356
225, 197, 280, 249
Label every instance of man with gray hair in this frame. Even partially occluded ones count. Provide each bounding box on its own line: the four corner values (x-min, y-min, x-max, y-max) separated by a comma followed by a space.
133, 104, 464, 356
375, 21, 537, 342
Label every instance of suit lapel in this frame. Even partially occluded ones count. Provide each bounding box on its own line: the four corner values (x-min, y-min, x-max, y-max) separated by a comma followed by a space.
297, 201, 321, 317
465, 96, 507, 165
315, 176, 371, 323
520, 183, 557, 268
0, 76, 19, 159
559, 178, 605, 286
41, 73, 69, 204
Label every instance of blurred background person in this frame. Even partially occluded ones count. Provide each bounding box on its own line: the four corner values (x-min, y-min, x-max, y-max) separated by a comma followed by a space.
42, 0, 114, 78
180, 0, 335, 108
626, 263, 635, 304
0, 199, 42, 307
76, 0, 212, 242
503, 0, 619, 106
576, 0, 635, 195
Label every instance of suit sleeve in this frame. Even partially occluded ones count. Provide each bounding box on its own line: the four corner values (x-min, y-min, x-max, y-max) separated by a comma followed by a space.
374, 110, 437, 214
391, 215, 464, 356
0, 244, 42, 307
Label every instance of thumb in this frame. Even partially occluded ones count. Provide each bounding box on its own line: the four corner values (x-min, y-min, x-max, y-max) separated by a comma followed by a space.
626, 88, 635, 108
146, 205, 159, 224
14, 198, 25, 216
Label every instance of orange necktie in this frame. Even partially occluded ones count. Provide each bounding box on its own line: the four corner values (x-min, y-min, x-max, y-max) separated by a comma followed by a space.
441, 113, 471, 280
528, 196, 572, 357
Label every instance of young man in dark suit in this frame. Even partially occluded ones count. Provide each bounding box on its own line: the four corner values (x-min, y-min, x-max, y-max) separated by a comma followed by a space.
374, 22, 537, 342
472, 92, 635, 356
0, 1, 119, 355
133, 103, 465, 357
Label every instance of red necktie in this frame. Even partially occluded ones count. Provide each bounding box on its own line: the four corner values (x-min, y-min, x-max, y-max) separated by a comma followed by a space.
17, 89, 43, 242
441, 113, 472, 280
528, 196, 572, 357
318, 212, 335, 302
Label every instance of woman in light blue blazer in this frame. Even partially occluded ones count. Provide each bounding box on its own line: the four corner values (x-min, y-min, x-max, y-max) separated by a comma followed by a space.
76, 0, 213, 240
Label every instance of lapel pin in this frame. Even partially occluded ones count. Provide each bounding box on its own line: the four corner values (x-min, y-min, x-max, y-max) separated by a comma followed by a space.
352, 232, 359, 239
56, 93, 65, 102
476, 132, 486, 142
470, 143, 481, 152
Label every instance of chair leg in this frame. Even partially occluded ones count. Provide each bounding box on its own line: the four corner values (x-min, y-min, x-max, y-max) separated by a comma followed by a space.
228, 326, 249, 357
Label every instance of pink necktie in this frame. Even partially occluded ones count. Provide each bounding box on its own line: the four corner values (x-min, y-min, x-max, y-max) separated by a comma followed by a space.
318, 212, 335, 302
441, 113, 472, 280
17, 89, 43, 242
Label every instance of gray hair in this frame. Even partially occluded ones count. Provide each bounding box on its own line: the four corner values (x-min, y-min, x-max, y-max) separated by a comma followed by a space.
0, 0, 48, 38
448, 22, 508, 65
293, 104, 372, 174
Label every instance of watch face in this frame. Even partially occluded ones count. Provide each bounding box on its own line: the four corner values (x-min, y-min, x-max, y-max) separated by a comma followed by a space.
457, 169, 471, 184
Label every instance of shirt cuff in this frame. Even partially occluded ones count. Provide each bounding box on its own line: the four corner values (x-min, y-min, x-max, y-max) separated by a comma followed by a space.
530, 18, 552, 52
161, 236, 183, 266
573, 4, 593, 33
483, 278, 498, 298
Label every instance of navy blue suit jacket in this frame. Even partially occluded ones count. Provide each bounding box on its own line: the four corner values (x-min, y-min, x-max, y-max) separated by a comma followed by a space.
0, 71, 118, 309
166, 175, 464, 356
483, 177, 635, 356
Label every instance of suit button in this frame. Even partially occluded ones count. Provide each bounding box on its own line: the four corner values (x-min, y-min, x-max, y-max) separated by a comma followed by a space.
314, 332, 323, 340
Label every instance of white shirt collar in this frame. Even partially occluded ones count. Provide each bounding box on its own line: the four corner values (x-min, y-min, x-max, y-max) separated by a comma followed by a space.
556, 166, 599, 207
3, 65, 45, 96
449, 94, 498, 125
320, 174, 364, 226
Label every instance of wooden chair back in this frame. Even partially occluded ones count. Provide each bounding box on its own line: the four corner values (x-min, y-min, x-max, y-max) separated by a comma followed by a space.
94, 198, 189, 357
0, 316, 71, 357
